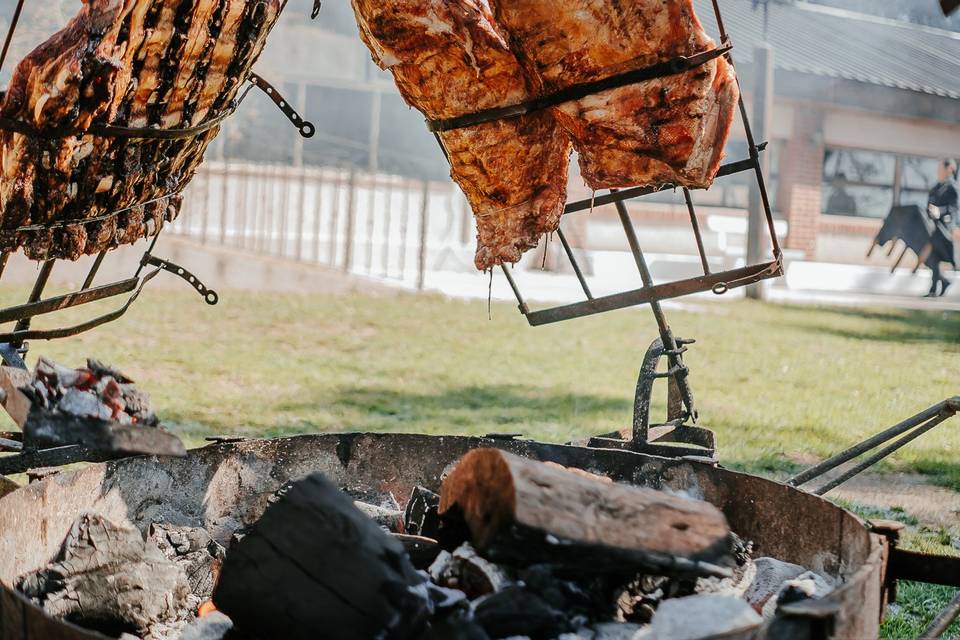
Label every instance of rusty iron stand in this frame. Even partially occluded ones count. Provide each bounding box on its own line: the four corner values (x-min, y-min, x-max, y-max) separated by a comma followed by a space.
0, 0, 314, 475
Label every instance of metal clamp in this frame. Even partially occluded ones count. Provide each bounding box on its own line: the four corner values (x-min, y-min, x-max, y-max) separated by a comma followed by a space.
249, 73, 315, 138
141, 254, 219, 305
589, 336, 716, 461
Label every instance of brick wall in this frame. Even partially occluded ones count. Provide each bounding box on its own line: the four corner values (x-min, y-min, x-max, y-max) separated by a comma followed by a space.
778, 109, 825, 257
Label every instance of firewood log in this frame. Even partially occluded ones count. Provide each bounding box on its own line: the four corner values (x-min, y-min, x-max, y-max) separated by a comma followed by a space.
439, 449, 733, 577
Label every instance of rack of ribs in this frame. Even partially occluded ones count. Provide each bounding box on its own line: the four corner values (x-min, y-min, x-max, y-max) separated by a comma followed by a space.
0, 0, 285, 261
350, 0, 572, 270
490, 0, 739, 191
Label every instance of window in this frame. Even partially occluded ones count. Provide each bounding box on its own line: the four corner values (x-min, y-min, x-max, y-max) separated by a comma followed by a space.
821, 148, 895, 218
821, 148, 946, 218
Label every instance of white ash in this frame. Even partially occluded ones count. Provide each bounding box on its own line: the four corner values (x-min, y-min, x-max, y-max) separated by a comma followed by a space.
650, 594, 762, 639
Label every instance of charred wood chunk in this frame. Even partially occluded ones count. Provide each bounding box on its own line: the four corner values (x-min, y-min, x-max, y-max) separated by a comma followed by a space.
213, 473, 432, 640
404, 485, 441, 538
473, 585, 570, 639
16, 512, 190, 637
438, 449, 733, 576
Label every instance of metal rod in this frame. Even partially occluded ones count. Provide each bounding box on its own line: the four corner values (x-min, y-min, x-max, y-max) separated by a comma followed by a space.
81, 251, 108, 290
683, 189, 711, 275
563, 155, 760, 214
613, 195, 696, 421
134, 233, 161, 277
416, 179, 429, 291
788, 398, 959, 486
0, 0, 26, 76
500, 265, 528, 314
812, 412, 954, 495
918, 591, 960, 640
556, 227, 593, 299
13, 260, 56, 339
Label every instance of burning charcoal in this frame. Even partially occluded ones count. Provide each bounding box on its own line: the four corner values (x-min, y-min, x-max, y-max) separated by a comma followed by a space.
473, 585, 570, 639
97, 376, 127, 420
149, 523, 226, 599
56, 388, 112, 421
179, 611, 234, 640
694, 533, 756, 598
16, 513, 190, 636
214, 473, 432, 640
743, 557, 808, 614
87, 359, 134, 384
355, 500, 405, 532
405, 485, 441, 538
428, 543, 510, 599
121, 383, 152, 415
520, 564, 619, 624
439, 449, 733, 576
649, 594, 762, 639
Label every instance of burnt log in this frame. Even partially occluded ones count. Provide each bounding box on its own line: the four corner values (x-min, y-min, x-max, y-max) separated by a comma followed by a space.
439, 449, 733, 576
404, 484, 441, 538
213, 473, 432, 640
16, 513, 190, 637
22, 407, 186, 457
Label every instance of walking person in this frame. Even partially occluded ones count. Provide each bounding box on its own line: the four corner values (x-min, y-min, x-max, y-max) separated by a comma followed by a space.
924, 159, 957, 297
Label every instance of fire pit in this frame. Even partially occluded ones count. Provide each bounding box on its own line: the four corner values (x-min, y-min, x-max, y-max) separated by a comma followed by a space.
0, 433, 886, 639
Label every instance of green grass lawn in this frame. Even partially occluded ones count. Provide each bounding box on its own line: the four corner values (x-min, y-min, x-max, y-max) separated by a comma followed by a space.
9, 287, 957, 488
2, 286, 958, 637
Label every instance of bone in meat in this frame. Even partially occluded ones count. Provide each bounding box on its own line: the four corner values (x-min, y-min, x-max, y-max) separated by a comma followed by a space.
350, 0, 572, 270
490, 0, 739, 190
0, 0, 285, 260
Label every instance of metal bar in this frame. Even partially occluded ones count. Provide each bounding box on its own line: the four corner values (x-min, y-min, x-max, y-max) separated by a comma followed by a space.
219, 158, 230, 247
0, 278, 138, 324
295, 165, 307, 261
613, 196, 696, 423
12, 260, 56, 339
500, 265, 529, 314
416, 180, 429, 291
81, 251, 108, 290
564, 156, 760, 214
343, 169, 357, 272
381, 178, 393, 278
787, 398, 958, 487
525, 259, 782, 326
0, 445, 122, 476
366, 174, 377, 273
919, 592, 960, 639
0, 0, 27, 75
0, 268, 161, 344
890, 549, 960, 589
556, 227, 593, 299
683, 189, 710, 275
134, 233, 162, 278
398, 183, 411, 279
812, 412, 954, 496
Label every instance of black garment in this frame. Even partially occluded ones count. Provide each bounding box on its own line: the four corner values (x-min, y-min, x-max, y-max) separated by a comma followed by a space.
926, 179, 957, 295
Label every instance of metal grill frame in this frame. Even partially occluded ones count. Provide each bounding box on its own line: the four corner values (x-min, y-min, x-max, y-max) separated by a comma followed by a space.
0, 1, 310, 369
492, 0, 783, 327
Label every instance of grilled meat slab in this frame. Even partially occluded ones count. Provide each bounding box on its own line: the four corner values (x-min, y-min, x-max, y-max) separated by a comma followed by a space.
491, 0, 739, 190
351, 0, 572, 270
0, 0, 285, 260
